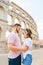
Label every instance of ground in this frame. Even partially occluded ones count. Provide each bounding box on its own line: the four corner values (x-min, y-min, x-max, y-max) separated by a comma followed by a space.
0, 48, 43, 65
32, 48, 43, 65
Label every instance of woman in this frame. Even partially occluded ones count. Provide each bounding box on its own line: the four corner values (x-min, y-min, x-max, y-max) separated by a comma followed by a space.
22, 29, 32, 65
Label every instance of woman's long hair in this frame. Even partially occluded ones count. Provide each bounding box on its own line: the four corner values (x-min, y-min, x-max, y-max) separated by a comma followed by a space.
26, 29, 32, 39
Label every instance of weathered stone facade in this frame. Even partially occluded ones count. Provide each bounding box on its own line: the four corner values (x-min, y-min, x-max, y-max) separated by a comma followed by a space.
0, 0, 39, 53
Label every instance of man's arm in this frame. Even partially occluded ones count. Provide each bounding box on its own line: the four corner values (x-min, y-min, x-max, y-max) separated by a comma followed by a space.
8, 43, 29, 52
8, 43, 21, 52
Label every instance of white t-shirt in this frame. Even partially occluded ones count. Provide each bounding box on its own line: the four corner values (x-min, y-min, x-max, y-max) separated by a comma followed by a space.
22, 38, 32, 59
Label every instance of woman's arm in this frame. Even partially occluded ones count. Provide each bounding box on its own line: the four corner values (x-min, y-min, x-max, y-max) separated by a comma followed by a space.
21, 45, 29, 51
8, 43, 29, 52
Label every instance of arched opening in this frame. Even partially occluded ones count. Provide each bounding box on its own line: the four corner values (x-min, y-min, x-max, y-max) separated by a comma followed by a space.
0, 27, 2, 37
14, 18, 20, 24
7, 15, 12, 25
0, 6, 5, 19
9, 6, 12, 10
0, 6, 4, 10
21, 21, 25, 29
26, 24, 29, 28
16, 9, 19, 13
5, 29, 11, 38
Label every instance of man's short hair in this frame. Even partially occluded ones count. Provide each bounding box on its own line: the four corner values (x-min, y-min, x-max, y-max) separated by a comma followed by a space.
13, 23, 21, 27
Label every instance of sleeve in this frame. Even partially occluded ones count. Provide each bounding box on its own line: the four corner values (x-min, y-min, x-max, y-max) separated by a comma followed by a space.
25, 39, 32, 48
7, 33, 15, 44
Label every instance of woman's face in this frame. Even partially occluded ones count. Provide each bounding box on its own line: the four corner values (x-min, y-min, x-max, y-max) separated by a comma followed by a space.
24, 30, 29, 38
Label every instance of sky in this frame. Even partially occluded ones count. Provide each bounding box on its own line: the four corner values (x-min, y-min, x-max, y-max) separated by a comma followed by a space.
10, 0, 43, 40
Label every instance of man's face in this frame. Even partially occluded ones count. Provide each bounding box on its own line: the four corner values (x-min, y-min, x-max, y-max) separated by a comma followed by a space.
16, 26, 21, 33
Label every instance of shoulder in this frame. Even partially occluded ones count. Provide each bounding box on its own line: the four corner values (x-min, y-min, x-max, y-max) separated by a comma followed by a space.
25, 38, 32, 45
26, 38, 32, 42
8, 32, 16, 38
11, 32, 15, 35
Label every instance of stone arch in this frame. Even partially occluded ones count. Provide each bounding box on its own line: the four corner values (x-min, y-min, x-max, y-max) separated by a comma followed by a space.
0, 26, 2, 33
0, 3, 6, 10
0, 5, 5, 20
0, 5, 5, 11
0, 26, 2, 37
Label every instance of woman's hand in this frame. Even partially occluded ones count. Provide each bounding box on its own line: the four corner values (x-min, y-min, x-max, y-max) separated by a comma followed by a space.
22, 45, 29, 52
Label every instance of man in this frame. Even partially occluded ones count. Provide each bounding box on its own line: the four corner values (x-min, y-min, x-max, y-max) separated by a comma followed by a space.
7, 23, 21, 65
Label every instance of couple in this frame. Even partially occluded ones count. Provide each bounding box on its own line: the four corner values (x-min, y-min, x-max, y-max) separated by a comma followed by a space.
7, 23, 32, 65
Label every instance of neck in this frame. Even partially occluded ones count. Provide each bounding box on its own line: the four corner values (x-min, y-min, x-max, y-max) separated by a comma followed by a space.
24, 36, 29, 39
13, 29, 17, 33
